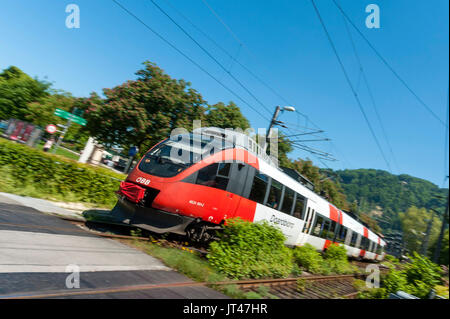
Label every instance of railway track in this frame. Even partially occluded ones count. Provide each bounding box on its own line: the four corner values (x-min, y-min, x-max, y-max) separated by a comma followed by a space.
0, 273, 362, 299
0, 217, 370, 299
213, 274, 362, 299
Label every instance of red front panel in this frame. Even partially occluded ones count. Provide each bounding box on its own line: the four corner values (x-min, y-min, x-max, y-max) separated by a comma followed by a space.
123, 147, 260, 225
233, 197, 257, 222
152, 182, 242, 224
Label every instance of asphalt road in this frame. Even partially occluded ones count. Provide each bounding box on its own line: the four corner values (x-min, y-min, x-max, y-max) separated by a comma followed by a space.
0, 195, 226, 299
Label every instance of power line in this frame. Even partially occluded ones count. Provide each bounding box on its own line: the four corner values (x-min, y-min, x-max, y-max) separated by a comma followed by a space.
332, 0, 448, 129
291, 111, 352, 169
200, 0, 243, 47
310, 0, 392, 172
113, 0, 330, 167
111, 0, 271, 123
199, 0, 345, 166
149, 0, 274, 116
340, 9, 400, 174
200, 0, 326, 123
164, 0, 295, 112
155, 0, 340, 166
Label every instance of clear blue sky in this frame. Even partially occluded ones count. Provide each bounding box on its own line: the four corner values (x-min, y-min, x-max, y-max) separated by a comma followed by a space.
1, 0, 448, 187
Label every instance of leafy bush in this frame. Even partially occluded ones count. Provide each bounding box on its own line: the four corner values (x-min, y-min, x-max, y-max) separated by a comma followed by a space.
323, 243, 348, 261
207, 218, 293, 279
293, 244, 324, 274
0, 138, 123, 205
434, 285, 449, 299
293, 243, 356, 275
357, 287, 387, 299
353, 279, 387, 299
382, 269, 409, 295
403, 252, 442, 298
382, 252, 442, 298
384, 254, 400, 264
323, 244, 357, 274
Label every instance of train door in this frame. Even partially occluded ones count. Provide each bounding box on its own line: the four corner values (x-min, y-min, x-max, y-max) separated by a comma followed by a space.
298, 203, 315, 244
181, 162, 245, 223
223, 162, 251, 219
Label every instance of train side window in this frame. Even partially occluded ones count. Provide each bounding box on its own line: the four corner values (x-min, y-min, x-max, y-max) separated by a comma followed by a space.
302, 208, 312, 233
312, 215, 324, 236
217, 162, 231, 177
293, 194, 305, 219
350, 232, 358, 247
335, 225, 347, 243
361, 237, 369, 250
248, 172, 269, 204
357, 235, 363, 249
377, 245, 383, 255
266, 178, 283, 210
320, 218, 331, 239
280, 187, 295, 215
327, 221, 337, 240
358, 236, 363, 249
196, 163, 230, 191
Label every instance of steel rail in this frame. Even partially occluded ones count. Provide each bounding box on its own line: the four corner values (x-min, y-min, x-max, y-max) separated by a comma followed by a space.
0, 274, 361, 299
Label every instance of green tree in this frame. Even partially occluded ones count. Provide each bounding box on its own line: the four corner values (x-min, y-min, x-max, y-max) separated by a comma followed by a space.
81, 61, 208, 154
399, 207, 442, 255
205, 102, 250, 130
0, 66, 51, 120
291, 159, 349, 210
429, 228, 449, 265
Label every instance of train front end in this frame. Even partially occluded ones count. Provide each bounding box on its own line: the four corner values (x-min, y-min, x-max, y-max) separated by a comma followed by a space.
110, 131, 228, 237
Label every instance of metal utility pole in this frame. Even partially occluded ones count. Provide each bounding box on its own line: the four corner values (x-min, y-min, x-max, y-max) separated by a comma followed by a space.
53, 116, 72, 154
266, 106, 282, 146
433, 193, 449, 264
264, 105, 295, 151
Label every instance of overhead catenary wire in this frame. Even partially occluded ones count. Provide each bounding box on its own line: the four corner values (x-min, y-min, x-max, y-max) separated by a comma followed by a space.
198, 0, 346, 166
154, 0, 340, 165
332, 0, 448, 129
163, 0, 295, 111
116, 0, 341, 167
111, 0, 271, 123
148, 0, 274, 117
340, 8, 401, 174
310, 0, 392, 172
112, 0, 331, 166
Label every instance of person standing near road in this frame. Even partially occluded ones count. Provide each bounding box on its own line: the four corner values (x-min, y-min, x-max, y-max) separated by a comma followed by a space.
43, 137, 54, 152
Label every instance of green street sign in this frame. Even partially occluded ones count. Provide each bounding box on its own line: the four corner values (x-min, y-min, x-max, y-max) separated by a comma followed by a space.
54, 108, 87, 126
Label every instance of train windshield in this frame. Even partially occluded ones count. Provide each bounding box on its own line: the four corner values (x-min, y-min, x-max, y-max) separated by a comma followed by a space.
138, 134, 231, 177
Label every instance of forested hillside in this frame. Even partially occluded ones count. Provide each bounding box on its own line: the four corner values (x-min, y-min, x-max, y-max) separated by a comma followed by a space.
327, 169, 448, 232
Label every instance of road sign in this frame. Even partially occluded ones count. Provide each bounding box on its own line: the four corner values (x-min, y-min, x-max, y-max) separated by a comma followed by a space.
46, 124, 57, 134
54, 108, 87, 126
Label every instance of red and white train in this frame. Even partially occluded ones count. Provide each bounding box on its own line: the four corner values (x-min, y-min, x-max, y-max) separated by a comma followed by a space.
112, 127, 386, 261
